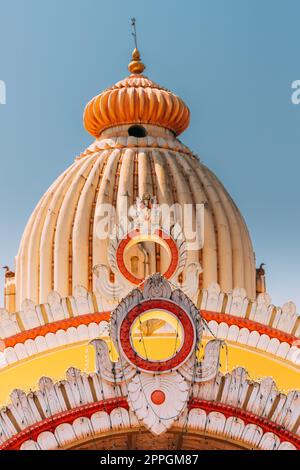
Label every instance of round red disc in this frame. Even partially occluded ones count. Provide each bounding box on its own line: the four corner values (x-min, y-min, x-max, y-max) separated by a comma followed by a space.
151, 390, 166, 405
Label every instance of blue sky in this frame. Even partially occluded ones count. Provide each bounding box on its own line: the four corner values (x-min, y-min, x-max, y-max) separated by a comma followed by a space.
0, 0, 299, 308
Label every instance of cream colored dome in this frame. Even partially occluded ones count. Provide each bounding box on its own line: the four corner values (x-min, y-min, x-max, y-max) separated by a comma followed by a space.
15, 54, 256, 309
15, 123, 256, 308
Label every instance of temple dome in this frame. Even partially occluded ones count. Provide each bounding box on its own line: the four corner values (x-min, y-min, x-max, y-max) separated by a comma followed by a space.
83, 50, 190, 137
15, 51, 256, 309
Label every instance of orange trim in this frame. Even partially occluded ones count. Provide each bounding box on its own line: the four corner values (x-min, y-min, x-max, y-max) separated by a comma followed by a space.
2, 309, 299, 353
202, 310, 299, 347
3, 312, 110, 349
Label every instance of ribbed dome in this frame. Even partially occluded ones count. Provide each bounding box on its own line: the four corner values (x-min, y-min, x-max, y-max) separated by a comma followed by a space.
83, 73, 190, 137
15, 123, 256, 309
15, 53, 256, 308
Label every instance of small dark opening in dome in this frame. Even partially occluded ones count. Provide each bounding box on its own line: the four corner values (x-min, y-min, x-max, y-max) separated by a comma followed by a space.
128, 125, 147, 138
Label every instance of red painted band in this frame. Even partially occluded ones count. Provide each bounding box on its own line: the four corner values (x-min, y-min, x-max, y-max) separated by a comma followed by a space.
202, 310, 300, 347
116, 228, 179, 284
2, 311, 299, 353
0, 397, 128, 451
1, 397, 299, 450
3, 312, 111, 349
119, 299, 195, 371
189, 398, 300, 450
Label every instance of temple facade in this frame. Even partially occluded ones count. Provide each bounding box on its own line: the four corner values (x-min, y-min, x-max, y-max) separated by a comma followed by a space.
0, 47, 299, 451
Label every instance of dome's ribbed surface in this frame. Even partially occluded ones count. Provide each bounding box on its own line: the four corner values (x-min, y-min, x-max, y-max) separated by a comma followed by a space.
15, 126, 256, 308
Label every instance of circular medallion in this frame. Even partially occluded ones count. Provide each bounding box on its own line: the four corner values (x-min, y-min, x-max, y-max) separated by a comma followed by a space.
119, 299, 196, 372
116, 228, 179, 285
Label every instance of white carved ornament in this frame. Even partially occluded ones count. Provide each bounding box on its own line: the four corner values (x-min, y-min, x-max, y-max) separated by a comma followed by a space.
93, 195, 203, 303
91, 275, 223, 435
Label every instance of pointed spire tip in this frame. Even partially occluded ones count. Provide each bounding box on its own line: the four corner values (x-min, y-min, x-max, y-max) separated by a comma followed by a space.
128, 48, 145, 74
128, 18, 145, 74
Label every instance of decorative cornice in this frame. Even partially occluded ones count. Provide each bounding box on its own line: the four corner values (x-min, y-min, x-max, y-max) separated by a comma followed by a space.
0, 366, 298, 450
0, 283, 298, 368
3, 310, 298, 350
189, 399, 300, 449
2, 399, 299, 450
202, 310, 299, 347
3, 312, 110, 349
0, 397, 128, 451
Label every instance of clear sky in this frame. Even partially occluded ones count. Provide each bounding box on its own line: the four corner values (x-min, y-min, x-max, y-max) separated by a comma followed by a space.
0, 0, 299, 309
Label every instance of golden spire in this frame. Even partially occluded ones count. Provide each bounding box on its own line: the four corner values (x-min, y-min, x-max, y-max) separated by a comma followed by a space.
128, 18, 145, 74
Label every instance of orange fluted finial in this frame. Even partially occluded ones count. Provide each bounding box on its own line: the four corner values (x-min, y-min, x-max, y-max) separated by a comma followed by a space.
128, 47, 145, 74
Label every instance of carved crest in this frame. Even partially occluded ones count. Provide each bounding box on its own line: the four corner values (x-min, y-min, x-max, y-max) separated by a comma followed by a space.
91, 275, 222, 435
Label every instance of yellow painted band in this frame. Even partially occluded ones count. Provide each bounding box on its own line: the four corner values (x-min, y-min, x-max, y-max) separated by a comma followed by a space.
0, 339, 298, 405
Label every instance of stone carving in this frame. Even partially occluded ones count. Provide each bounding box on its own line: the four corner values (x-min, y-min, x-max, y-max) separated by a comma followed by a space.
46, 291, 67, 322
225, 287, 248, 317
104, 200, 188, 298
93, 264, 131, 302
20, 299, 43, 329
174, 262, 203, 302
89, 275, 221, 435
180, 339, 224, 383
127, 372, 189, 435
71, 286, 95, 316
201, 283, 224, 312
90, 339, 135, 383
0, 309, 20, 338
143, 273, 172, 299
